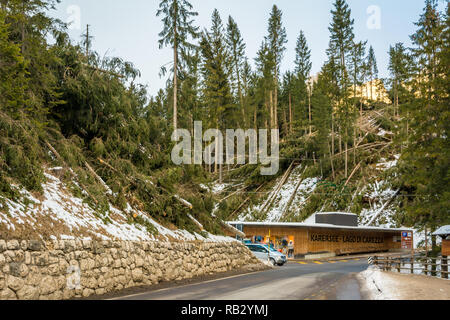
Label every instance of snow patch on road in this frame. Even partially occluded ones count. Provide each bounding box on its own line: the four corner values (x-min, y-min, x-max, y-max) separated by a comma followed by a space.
358, 267, 401, 300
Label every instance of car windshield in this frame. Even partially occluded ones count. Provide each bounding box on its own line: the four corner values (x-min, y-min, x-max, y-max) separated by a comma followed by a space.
262, 245, 279, 252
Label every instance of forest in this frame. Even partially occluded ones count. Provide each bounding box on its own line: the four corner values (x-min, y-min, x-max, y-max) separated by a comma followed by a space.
0, 0, 448, 240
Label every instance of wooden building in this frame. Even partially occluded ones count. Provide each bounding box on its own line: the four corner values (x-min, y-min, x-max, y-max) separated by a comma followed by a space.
227, 213, 413, 258
433, 226, 450, 257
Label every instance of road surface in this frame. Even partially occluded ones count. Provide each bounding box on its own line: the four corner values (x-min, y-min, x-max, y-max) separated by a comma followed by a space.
109, 259, 369, 300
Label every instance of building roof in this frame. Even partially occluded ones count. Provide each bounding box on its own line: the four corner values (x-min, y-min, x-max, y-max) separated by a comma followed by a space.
227, 221, 412, 233
315, 212, 357, 216
432, 225, 450, 237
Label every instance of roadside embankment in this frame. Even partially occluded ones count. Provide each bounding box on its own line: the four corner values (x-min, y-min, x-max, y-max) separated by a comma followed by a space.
0, 240, 262, 300
357, 266, 450, 300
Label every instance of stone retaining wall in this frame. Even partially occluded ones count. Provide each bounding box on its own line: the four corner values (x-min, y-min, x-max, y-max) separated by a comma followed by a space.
0, 239, 261, 300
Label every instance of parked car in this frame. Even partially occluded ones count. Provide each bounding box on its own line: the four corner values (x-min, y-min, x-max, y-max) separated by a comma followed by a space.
245, 244, 287, 266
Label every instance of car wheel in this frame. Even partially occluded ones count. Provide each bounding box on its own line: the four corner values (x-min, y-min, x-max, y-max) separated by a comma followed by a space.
269, 258, 276, 266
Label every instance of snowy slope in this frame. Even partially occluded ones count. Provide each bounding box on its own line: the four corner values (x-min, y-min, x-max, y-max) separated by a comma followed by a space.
0, 170, 235, 242
239, 166, 319, 222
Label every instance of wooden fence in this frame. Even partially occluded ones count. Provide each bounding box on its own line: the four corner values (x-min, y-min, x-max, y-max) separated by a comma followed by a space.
370, 255, 449, 279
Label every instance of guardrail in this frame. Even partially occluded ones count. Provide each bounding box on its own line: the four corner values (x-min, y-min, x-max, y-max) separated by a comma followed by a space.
369, 254, 449, 279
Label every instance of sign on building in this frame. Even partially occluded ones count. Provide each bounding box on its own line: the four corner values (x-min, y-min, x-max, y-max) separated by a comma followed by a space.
401, 231, 413, 250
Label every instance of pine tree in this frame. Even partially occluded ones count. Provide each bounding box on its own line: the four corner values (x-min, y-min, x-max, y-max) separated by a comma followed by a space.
200, 9, 234, 178
313, 59, 340, 179
388, 42, 412, 116
241, 59, 254, 128
350, 40, 367, 115
294, 30, 312, 134
311, 71, 333, 171
0, 8, 28, 114
398, 0, 449, 231
367, 45, 378, 100
180, 49, 201, 134
280, 71, 295, 136
327, 0, 355, 178
265, 5, 287, 129
294, 31, 312, 81
254, 40, 275, 130
157, 0, 199, 130
226, 16, 247, 128
3, 0, 64, 121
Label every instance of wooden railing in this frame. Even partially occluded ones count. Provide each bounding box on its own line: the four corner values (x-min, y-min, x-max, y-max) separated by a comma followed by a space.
370, 255, 449, 279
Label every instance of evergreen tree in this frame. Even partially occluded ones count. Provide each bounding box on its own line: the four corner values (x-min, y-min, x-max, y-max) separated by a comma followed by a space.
254, 40, 275, 130
0, 8, 28, 114
180, 49, 201, 133
327, 0, 355, 178
280, 71, 296, 136
265, 5, 287, 129
200, 9, 234, 178
388, 42, 412, 116
350, 40, 367, 115
2, 0, 64, 121
294, 31, 312, 80
293, 30, 312, 134
398, 0, 449, 231
367, 45, 378, 100
225, 16, 247, 127
157, 0, 199, 129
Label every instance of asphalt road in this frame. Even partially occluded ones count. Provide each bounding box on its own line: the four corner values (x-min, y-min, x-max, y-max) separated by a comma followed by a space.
110, 259, 370, 300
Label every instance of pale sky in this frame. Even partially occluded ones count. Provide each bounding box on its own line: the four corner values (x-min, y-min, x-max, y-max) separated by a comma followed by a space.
49, 0, 435, 96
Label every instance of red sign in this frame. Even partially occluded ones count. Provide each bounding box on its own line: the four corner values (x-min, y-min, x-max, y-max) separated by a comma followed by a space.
401, 231, 413, 249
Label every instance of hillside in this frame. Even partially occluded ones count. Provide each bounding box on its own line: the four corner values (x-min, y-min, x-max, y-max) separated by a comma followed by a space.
213, 104, 427, 248
0, 0, 448, 246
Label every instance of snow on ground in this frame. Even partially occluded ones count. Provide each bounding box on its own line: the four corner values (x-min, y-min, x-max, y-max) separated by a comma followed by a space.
211, 183, 229, 194
0, 170, 236, 243
359, 180, 398, 228
377, 128, 393, 138
287, 178, 319, 219
359, 155, 402, 228
375, 154, 400, 171
358, 266, 401, 300
358, 266, 450, 300
239, 166, 319, 222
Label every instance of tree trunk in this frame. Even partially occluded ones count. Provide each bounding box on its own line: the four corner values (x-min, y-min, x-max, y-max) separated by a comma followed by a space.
308, 85, 312, 135
328, 141, 335, 180
254, 104, 257, 130
214, 125, 219, 174
289, 92, 292, 134
370, 77, 373, 101
345, 129, 348, 178
236, 62, 245, 128
331, 112, 335, 157
274, 71, 278, 129
353, 128, 356, 166
269, 92, 274, 129
173, 33, 178, 130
